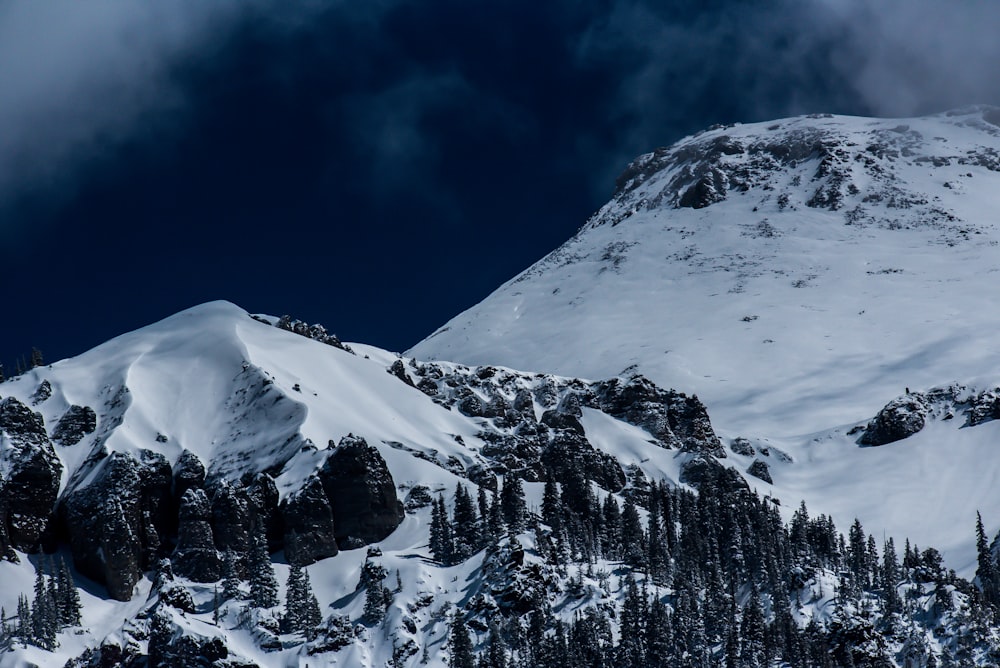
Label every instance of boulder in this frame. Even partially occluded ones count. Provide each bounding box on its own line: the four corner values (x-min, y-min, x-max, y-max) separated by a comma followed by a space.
747, 460, 773, 484
318, 435, 404, 547
859, 393, 929, 446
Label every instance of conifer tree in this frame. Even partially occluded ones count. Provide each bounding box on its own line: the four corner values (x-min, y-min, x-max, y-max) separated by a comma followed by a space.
301, 567, 322, 638
431, 495, 455, 564
248, 529, 279, 609
364, 581, 388, 625
500, 476, 527, 533
31, 565, 57, 649
976, 511, 998, 605
15, 594, 30, 644
453, 485, 481, 560
621, 498, 647, 569
449, 612, 475, 668
56, 558, 81, 627
222, 550, 242, 601
285, 565, 306, 632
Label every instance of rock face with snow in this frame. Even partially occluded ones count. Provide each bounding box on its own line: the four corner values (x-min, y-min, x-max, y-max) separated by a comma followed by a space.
0, 397, 61, 553
859, 393, 930, 446
317, 435, 404, 549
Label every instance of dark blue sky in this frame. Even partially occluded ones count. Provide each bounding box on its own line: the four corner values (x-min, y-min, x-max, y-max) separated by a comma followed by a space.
2, 1, 999, 370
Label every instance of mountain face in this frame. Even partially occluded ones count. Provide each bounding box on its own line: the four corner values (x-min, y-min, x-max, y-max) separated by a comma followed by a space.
5, 109, 1000, 666
411, 105, 1000, 575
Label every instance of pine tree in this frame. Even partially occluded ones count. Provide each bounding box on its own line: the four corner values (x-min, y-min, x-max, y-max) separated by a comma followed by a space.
285, 565, 306, 632
450, 611, 476, 668
31, 564, 56, 649
56, 558, 81, 627
301, 567, 322, 639
481, 618, 508, 668
478, 486, 496, 547
882, 538, 902, 615
500, 475, 527, 533
222, 550, 242, 600
431, 495, 455, 564
30, 347, 43, 368
364, 582, 387, 625
248, 529, 279, 609
976, 511, 998, 605
453, 485, 481, 560
15, 594, 30, 644
621, 498, 647, 569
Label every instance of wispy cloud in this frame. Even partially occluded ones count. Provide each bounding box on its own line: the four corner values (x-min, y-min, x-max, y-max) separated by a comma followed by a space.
0, 1, 321, 213
574, 0, 1000, 184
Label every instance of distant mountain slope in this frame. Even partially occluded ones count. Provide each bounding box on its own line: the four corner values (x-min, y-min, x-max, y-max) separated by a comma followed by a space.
411, 106, 1000, 438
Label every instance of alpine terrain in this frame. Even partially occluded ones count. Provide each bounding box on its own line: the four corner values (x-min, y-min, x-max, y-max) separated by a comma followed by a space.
3, 108, 1000, 667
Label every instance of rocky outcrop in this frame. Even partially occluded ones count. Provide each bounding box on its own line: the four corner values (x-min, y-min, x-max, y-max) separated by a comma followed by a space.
51, 405, 97, 446
172, 450, 206, 500
318, 435, 404, 548
62, 451, 145, 601
747, 460, 773, 484
859, 393, 929, 446
594, 376, 725, 456
282, 477, 339, 566
172, 488, 221, 582
210, 480, 252, 557
0, 397, 62, 551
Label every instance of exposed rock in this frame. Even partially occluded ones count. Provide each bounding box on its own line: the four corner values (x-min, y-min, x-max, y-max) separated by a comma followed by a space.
318, 435, 404, 547
246, 473, 282, 551
173, 488, 221, 582
456, 392, 487, 418
30, 379, 52, 405
137, 450, 173, 568
593, 376, 725, 456
730, 437, 755, 457
211, 480, 252, 557
967, 389, 1000, 426
747, 460, 773, 484
51, 405, 97, 446
281, 476, 338, 566
539, 408, 585, 435
0, 397, 62, 551
62, 451, 145, 601
403, 485, 433, 510
388, 359, 415, 387
859, 393, 929, 446
172, 449, 206, 500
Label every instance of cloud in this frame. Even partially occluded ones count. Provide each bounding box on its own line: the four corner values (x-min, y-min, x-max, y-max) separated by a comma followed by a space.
573, 0, 1000, 180
0, 1, 321, 213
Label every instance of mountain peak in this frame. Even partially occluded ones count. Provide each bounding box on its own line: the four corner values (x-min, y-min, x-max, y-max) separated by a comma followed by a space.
592, 106, 1000, 231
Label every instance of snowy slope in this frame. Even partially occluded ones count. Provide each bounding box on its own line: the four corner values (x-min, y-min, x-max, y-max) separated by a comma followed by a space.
410, 106, 1000, 572
0, 301, 710, 666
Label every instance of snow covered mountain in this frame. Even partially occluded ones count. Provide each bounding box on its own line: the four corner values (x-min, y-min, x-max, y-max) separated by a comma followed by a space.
412, 105, 1000, 576
6, 108, 1000, 666
0, 301, 732, 666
